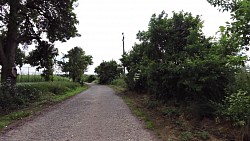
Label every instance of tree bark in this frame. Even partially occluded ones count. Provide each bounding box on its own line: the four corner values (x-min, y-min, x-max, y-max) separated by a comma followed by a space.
0, 0, 18, 85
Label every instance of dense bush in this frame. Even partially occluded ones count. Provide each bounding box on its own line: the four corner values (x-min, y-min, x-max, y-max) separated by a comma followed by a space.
121, 11, 242, 103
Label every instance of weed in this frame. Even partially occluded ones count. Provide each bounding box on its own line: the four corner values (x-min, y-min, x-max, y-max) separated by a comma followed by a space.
174, 120, 183, 126
147, 100, 158, 109
196, 131, 210, 140
180, 131, 193, 141
162, 106, 180, 117
146, 121, 154, 129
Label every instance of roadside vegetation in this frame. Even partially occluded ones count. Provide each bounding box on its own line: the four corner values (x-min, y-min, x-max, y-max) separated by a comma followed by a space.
15, 75, 70, 83
0, 82, 88, 130
106, 1, 250, 140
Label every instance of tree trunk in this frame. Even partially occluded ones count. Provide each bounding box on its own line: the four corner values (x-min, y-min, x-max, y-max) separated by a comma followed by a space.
0, 0, 18, 85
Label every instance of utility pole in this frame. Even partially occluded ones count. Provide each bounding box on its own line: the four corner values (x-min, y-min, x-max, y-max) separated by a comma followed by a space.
122, 33, 125, 75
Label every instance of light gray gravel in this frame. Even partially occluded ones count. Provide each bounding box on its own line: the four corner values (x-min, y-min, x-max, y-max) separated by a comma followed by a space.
0, 84, 159, 141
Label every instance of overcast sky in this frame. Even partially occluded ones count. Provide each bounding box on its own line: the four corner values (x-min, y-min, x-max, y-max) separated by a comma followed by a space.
23, 0, 231, 74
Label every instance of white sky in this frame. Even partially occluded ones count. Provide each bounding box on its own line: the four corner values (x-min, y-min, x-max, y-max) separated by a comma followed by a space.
23, 0, 232, 75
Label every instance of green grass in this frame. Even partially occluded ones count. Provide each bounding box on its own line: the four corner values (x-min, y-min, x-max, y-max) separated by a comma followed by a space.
51, 86, 88, 102
180, 131, 193, 141
16, 75, 70, 83
121, 94, 154, 130
0, 111, 31, 129
0, 84, 88, 131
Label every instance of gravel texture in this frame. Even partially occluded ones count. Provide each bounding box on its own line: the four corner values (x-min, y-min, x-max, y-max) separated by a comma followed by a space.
0, 84, 159, 141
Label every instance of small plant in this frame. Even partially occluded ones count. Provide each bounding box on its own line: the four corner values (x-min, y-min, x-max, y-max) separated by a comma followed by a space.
146, 121, 154, 129
180, 131, 193, 141
162, 106, 180, 117
174, 120, 183, 126
196, 131, 210, 140
146, 100, 158, 109
8, 111, 31, 120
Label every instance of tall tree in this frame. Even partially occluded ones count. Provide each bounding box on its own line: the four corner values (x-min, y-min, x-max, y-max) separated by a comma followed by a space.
26, 41, 58, 81
59, 47, 93, 82
0, 0, 79, 85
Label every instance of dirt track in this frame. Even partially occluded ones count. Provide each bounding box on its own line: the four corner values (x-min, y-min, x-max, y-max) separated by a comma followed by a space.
0, 84, 159, 141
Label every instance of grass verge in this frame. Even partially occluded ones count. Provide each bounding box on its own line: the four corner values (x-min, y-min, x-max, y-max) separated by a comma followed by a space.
110, 84, 241, 141
110, 85, 154, 130
0, 85, 88, 131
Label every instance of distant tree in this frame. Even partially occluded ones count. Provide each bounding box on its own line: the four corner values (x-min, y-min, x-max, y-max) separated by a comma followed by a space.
58, 47, 93, 82
87, 75, 97, 83
95, 60, 122, 84
26, 41, 58, 81
0, 0, 80, 85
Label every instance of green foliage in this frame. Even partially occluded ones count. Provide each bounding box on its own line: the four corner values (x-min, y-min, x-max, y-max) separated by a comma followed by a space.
230, 68, 250, 94
8, 111, 31, 120
26, 41, 58, 81
218, 90, 250, 126
0, 0, 80, 84
0, 111, 31, 129
180, 131, 193, 141
82, 75, 97, 83
0, 82, 80, 113
0, 85, 87, 130
196, 131, 210, 140
162, 107, 180, 117
111, 78, 127, 88
58, 47, 93, 83
208, 0, 250, 51
16, 48, 26, 70
121, 11, 242, 105
0, 83, 42, 112
16, 75, 70, 83
95, 60, 122, 84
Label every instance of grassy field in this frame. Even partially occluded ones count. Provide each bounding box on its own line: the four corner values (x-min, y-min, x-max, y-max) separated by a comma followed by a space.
0, 82, 88, 131
16, 75, 71, 82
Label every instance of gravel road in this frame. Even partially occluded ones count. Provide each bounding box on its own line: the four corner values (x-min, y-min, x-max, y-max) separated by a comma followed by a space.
0, 84, 159, 141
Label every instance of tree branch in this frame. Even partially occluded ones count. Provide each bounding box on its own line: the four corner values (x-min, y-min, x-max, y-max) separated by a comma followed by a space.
18, 34, 42, 44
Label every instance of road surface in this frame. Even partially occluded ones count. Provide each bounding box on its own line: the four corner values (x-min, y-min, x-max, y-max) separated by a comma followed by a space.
0, 84, 159, 141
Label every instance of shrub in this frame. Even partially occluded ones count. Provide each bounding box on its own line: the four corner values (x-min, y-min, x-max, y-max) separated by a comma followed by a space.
218, 90, 250, 126
111, 78, 127, 88
0, 82, 80, 113
180, 131, 193, 141
87, 75, 97, 83
0, 83, 42, 112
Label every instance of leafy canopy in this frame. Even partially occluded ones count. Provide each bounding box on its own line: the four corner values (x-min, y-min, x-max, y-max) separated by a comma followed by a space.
59, 47, 93, 82
121, 11, 245, 104
26, 41, 58, 81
